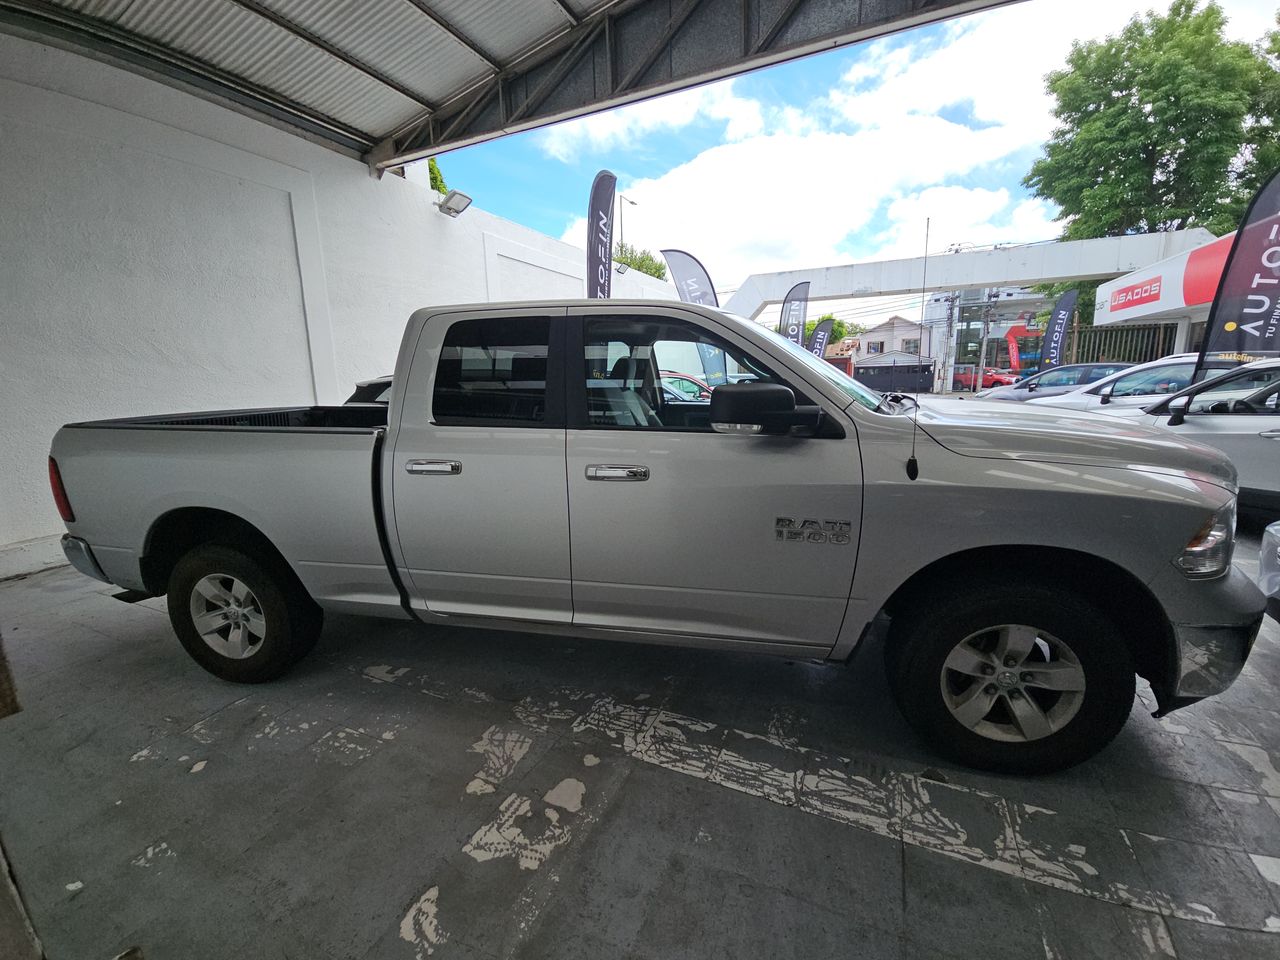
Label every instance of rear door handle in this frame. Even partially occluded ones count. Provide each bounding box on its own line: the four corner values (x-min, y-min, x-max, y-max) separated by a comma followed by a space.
1261, 430, 1280, 439
405, 460, 462, 475
585, 464, 649, 481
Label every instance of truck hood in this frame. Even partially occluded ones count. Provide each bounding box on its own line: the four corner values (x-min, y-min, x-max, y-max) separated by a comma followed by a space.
914, 398, 1237, 489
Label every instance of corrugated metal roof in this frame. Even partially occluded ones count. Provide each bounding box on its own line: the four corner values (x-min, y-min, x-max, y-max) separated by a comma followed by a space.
35, 0, 614, 141
2, 0, 1013, 164
263, 0, 484, 106
427, 0, 567, 64
62, 0, 426, 134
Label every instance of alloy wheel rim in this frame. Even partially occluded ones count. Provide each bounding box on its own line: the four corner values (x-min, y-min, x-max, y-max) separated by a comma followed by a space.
939, 624, 1086, 743
189, 573, 266, 660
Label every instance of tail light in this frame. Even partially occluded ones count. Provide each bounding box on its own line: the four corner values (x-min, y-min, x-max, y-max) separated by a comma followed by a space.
48, 456, 75, 522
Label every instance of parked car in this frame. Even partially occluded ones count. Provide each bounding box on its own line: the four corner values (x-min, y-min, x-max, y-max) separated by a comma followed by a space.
1025, 353, 1243, 412
976, 363, 1131, 402
1104, 359, 1280, 516
346, 376, 392, 404
49, 300, 1265, 774
952, 367, 1020, 390
659, 370, 712, 401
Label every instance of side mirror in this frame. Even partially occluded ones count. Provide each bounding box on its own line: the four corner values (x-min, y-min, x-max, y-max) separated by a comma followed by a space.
1099, 383, 1116, 405
1025, 381, 1038, 392
709, 383, 820, 436
1167, 394, 1191, 426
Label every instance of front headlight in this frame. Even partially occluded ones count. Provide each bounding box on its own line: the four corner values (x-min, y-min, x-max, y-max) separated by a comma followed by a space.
1174, 499, 1236, 579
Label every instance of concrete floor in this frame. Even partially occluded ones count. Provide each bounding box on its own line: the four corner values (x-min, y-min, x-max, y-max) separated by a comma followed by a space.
1, 530, 1279, 960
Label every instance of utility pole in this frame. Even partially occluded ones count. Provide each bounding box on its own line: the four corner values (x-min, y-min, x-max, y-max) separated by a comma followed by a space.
935, 292, 958, 392
617, 194, 636, 248
973, 289, 999, 393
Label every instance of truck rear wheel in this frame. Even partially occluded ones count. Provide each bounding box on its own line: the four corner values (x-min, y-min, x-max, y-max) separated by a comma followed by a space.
885, 583, 1135, 773
167, 544, 322, 683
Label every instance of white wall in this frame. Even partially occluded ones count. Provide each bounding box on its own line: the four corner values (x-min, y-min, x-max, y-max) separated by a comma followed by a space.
0, 34, 673, 576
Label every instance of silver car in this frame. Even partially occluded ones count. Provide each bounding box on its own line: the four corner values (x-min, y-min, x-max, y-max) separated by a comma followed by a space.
977, 363, 1130, 402
48, 299, 1267, 775
1105, 359, 1280, 516
1025, 353, 1241, 413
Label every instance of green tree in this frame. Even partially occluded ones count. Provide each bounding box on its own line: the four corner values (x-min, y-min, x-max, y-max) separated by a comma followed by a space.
1031, 280, 1098, 331
803, 315, 864, 342
1024, 0, 1280, 239
615, 241, 668, 280
428, 157, 448, 194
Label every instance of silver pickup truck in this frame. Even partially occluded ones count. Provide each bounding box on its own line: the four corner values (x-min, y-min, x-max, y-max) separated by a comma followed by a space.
49, 300, 1267, 773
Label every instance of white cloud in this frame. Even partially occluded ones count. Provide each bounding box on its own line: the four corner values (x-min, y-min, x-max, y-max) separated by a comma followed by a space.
536, 80, 763, 161
553, 0, 1279, 289
560, 114, 1056, 284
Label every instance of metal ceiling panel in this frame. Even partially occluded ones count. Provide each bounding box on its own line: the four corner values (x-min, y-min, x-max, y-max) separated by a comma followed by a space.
426, 0, 567, 64
55, 0, 424, 134
261, 0, 488, 106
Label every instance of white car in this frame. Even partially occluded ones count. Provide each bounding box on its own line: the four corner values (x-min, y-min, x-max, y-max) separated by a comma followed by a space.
1113, 359, 1280, 516
1025, 353, 1240, 413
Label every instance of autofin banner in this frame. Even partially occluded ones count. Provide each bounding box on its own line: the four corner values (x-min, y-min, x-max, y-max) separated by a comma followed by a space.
661, 249, 719, 306
779, 282, 810, 347
696, 344, 729, 386
587, 170, 617, 299
1200, 167, 1280, 363
807, 318, 834, 358
1041, 289, 1077, 368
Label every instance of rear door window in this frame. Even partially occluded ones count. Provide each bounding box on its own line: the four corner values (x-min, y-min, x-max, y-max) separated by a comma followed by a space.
433, 317, 554, 426
1104, 363, 1195, 397
1035, 368, 1085, 388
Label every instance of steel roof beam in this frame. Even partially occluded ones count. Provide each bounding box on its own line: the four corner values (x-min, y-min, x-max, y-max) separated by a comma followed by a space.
225, 0, 436, 113
372, 0, 1022, 169
548, 0, 581, 26
400, 0, 499, 72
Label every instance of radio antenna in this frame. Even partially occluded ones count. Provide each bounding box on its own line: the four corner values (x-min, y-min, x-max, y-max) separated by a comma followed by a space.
906, 218, 929, 481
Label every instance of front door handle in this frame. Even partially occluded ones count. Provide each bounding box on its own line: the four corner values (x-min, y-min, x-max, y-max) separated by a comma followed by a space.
1261, 429, 1280, 439
405, 459, 462, 475
585, 464, 650, 481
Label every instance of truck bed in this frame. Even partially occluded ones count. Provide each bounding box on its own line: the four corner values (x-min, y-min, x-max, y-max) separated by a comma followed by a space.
66, 405, 388, 431
52, 406, 404, 618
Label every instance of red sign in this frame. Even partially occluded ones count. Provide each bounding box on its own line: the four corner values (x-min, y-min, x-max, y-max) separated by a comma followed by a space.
1109, 277, 1163, 311
1182, 233, 1233, 306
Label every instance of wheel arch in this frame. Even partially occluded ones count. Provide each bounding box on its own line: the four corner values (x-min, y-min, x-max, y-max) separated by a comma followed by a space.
878, 545, 1176, 696
140, 507, 306, 598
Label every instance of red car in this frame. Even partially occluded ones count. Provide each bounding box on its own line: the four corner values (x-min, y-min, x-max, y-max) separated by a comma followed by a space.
659, 370, 713, 400
952, 367, 1020, 390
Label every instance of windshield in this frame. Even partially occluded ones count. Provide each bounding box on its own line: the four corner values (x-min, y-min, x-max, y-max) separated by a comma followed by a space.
721, 312, 883, 411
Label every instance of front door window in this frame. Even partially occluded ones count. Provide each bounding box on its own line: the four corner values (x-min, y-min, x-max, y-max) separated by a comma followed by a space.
582, 317, 789, 431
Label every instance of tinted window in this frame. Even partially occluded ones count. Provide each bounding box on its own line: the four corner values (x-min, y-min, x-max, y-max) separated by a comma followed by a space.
664, 375, 706, 399
1085, 365, 1127, 382
1106, 363, 1194, 397
583, 317, 784, 431
1036, 368, 1084, 388
1190, 368, 1280, 414
433, 317, 550, 424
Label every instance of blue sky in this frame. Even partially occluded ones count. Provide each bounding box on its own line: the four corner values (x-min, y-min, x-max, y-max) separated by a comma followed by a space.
411, 0, 1277, 293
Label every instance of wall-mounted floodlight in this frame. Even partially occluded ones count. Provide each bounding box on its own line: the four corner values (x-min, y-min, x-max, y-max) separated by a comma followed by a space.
616, 263, 630, 274
435, 189, 472, 218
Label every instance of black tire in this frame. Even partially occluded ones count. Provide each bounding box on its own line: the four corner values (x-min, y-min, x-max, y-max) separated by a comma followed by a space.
885, 582, 1135, 774
167, 544, 322, 683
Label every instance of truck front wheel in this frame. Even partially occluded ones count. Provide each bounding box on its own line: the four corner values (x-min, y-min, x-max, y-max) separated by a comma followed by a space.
167, 544, 322, 683
886, 583, 1135, 774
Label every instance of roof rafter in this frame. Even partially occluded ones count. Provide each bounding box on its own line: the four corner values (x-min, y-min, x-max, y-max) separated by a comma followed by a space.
225, 0, 436, 113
